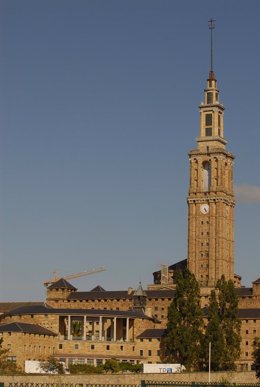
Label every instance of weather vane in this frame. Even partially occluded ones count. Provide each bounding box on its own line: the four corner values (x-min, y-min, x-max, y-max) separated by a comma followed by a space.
208, 18, 216, 73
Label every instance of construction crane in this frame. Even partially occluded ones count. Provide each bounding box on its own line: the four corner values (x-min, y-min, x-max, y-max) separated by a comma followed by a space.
43, 266, 106, 287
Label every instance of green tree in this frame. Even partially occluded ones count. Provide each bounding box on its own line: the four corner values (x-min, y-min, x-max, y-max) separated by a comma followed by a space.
161, 269, 203, 370
216, 275, 241, 370
252, 337, 260, 379
0, 338, 22, 374
103, 359, 120, 373
40, 356, 65, 374
0, 338, 8, 363
201, 290, 225, 370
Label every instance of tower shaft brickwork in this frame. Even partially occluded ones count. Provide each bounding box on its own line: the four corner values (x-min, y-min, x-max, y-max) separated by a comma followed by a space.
187, 71, 235, 287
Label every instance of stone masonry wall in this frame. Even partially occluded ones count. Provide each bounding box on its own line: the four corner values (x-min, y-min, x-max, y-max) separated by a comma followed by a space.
0, 371, 259, 385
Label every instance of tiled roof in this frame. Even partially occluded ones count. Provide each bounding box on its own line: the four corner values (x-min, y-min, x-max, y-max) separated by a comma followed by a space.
137, 329, 166, 339
146, 290, 175, 298
0, 302, 44, 314
68, 289, 175, 301
3, 304, 54, 316
235, 287, 253, 297
68, 290, 131, 300
238, 309, 260, 319
48, 278, 77, 290
3, 304, 154, 320
0, 322, 57, 336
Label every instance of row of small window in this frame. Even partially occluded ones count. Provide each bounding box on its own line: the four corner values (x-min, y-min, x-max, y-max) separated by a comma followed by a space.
58, 343, 135, 351
149, 298, 172, 302
24, 345, 54, 353
140, 349, 160, 357
154, 315, 165, 319
59, 358, 137, 366
7, 356, 16, 363
245, 329, 257, 334
237, 364, 255, 371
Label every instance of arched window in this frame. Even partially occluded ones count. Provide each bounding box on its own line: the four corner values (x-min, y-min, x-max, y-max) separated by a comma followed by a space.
203, 161, 211, 191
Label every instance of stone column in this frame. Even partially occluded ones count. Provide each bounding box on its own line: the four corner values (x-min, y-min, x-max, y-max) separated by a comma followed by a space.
126, 318, 129, 342
68, 316, 71, 340
113, 317, 117, 342
83, 315, 86, 341
99, 316, 103, 341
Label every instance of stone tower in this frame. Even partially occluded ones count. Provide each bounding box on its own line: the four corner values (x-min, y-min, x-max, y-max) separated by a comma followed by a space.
187, 68, 235, 287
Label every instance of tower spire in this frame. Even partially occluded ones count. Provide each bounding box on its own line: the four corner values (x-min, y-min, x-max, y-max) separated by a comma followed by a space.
208, 18, 216, 80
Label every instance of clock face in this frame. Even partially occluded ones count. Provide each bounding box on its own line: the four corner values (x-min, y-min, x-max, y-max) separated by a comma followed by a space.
200, 204, 209, 214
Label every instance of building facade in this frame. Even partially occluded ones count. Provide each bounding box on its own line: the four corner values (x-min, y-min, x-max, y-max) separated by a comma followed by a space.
0, 63, 259, 373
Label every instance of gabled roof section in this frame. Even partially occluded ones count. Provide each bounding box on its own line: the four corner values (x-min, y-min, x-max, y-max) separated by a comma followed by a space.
152, 259, 187, 276
90, 285, 106, 292
253, 277, 260, 284
133, 283, 147, 297
48, 278, 77, 291
168, 259, 187, 271
0, 322, 57, 336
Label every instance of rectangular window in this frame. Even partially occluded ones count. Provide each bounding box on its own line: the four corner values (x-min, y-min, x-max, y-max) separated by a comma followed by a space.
59, 344, 63, 349
140, 350, 143, 356
106, 345, 110, 350
7, 356, 16, 363
218, 114, 221, 127
91, 345, 95, 350
205, 127, 212, 136
148, 350, 152, 356
207, 92, 213, 104
205, 114, 212, 126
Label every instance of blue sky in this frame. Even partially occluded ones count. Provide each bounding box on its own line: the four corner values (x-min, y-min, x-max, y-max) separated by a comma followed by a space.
0, 0, 259, 301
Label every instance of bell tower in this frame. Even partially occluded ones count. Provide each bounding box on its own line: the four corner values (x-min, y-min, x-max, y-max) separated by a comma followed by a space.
187, 20, 235, 287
